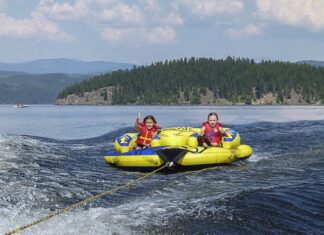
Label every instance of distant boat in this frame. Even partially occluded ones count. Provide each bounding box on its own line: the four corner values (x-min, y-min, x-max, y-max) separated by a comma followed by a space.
14, 104, 29, 108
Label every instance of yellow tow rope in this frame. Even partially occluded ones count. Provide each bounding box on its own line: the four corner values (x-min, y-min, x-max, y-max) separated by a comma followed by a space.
3, 164, 168, 235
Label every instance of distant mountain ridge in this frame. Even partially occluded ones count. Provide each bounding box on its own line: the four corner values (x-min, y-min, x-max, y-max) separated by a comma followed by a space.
0, 71, 89, 104
0, 58, 134, 104
296, 60, 324, 67
0, 58, 134, 74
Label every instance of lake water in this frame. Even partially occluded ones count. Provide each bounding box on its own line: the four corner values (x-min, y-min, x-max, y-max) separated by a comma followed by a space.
0, 105, 323, 234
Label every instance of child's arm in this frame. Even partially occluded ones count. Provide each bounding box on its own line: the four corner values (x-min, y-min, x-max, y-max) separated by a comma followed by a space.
155, 127, 161, 135
134, 113, 141, 131
152, 131, 158, 139
198, 126, 205, 136
219, 127, 230, 137
152, 125, 162, 137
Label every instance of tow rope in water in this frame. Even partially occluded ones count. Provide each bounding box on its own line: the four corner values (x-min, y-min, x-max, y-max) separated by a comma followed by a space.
3, 164, 168, 235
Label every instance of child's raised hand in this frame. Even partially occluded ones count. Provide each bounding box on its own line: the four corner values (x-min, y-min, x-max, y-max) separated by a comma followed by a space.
137, 112, 141, 121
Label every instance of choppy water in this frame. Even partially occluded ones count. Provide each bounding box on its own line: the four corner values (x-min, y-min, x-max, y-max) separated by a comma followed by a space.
0, 105, 323, 235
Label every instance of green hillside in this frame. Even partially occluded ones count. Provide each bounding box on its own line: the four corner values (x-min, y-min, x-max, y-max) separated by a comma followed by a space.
58, 57, 324, 105
0, 72, 88, 104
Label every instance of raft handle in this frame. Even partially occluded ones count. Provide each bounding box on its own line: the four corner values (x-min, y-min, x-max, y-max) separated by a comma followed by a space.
166, 162, 174, 167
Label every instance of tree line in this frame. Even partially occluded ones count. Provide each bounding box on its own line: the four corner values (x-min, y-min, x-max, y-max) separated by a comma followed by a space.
57, 57, 324, 104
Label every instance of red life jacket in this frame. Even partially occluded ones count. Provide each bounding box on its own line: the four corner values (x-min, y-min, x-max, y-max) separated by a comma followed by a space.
136, 122, 160, 146
202, 121, 223, 145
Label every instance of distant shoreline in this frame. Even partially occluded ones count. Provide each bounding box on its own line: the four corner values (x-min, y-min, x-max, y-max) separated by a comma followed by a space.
54, 103, 324, 106
1, 103, 323, 107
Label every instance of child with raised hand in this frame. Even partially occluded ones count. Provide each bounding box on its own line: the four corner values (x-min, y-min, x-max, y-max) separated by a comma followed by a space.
198, 112, 230, 147
134, 112, 161, 149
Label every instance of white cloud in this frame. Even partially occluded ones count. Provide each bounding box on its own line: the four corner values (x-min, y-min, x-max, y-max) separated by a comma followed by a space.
176, 0, 244, 17
160, 12, 184, 26
256, 0, 324, 31
36, 0, 90, 21
138, 1, 184, 26
0, 0, 181, 43
225, 23, 262, 38
140, 0, 163, 13
100, 2, 144, 24
101, 26, 176, 44
147, 26, 176, 44
91, 0, 119, 7
0, 12, 73, 41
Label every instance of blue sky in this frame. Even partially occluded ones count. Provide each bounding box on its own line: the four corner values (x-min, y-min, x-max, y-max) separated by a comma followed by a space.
0, 0, 324, 64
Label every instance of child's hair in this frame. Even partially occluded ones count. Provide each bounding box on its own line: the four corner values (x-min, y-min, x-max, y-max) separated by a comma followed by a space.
208, 112, 218, 120
143, 115, 157, 124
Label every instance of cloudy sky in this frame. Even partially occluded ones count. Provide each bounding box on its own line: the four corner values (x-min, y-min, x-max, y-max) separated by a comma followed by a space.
0, 0, 324, 64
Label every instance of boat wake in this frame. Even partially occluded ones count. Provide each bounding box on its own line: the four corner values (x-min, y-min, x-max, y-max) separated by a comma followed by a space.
1, 120, 323, 234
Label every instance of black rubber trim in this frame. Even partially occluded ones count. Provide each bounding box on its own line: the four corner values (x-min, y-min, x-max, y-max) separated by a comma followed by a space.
156, 148, 188, 164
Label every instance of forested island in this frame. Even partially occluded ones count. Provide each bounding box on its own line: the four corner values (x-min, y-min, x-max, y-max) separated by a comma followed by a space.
56, 57, 324, 105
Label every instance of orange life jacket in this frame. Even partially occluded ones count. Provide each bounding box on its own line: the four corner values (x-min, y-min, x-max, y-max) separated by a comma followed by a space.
136, 122, 160, 146
202, 121, 222, 145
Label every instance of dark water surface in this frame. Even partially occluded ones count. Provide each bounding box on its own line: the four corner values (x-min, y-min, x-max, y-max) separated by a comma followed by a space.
0, 105, 323, 234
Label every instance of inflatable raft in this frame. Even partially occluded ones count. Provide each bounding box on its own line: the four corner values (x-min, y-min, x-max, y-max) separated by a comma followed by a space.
104, 127, 252, 171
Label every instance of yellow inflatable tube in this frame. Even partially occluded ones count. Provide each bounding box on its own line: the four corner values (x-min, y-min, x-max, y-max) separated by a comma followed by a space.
104, 127, 252, 171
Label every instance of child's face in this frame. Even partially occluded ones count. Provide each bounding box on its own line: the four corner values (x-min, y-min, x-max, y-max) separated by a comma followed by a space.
145, 118, 155, 129
208, 115, 217, 127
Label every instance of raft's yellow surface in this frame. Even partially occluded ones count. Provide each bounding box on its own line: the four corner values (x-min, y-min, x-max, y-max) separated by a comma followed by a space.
105, 154, 164, 167
235, 144, 253, 159
104, 146, 237, 168
176, 147, 236, 165
105, 127, 252, 170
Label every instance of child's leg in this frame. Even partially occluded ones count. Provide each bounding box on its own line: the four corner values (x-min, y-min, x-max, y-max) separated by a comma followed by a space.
211, 142, 221, 147
203, 137, 212, 146
133, 143, 145, 150
198, 136, 212, 147
197, 136, 204, 146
